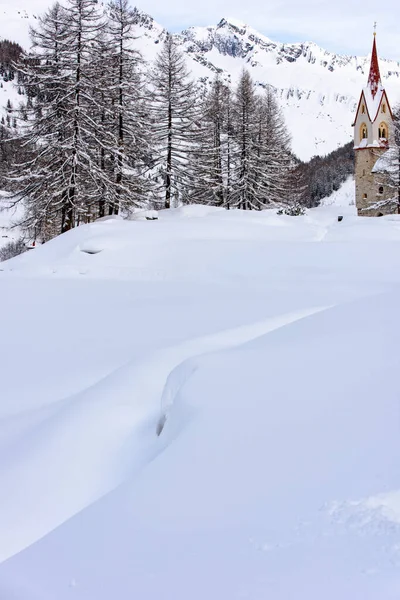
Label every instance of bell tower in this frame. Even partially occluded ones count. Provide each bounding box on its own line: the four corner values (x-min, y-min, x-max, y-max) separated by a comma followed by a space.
353, 32, 394, 216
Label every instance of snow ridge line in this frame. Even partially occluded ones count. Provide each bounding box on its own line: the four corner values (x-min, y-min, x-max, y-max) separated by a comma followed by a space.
0, 305, 331, 564
156, 305, 332, 435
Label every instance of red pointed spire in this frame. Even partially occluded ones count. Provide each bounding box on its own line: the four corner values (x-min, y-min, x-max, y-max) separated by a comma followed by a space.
367, 34, 381, 98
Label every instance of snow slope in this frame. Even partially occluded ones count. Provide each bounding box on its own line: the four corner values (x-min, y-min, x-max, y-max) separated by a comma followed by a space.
2, 7, 400, 159
1, 200, 400, 598
321, 176, 356, 207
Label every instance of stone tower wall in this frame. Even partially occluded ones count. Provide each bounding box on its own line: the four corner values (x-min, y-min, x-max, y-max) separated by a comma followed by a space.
355, 148, 394, 216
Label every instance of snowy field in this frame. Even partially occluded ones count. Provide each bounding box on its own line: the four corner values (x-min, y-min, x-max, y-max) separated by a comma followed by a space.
1, 187, 400, 598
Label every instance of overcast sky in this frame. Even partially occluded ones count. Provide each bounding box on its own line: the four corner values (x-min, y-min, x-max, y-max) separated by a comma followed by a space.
2, 0, 399, 59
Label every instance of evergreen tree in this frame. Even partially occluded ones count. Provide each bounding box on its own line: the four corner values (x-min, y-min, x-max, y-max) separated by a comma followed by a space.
10, 2, 70, 237
105, 0, 151, 215
224, 84, 234, 209
188, 75, 229, 206
150, 34, 197, 209
11, 0, 111, 238
230, 70, 258, 210
58, 0, 109, 230
285, 161, 310, 208
187, 72, 292, 211
382, 105, 400, 211
0, 122, 25, 190
229, 72, 291, 210
254, 87, 292, 207
87, 33, 111, 219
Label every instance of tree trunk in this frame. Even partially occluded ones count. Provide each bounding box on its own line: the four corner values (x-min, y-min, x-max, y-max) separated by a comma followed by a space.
65, 1, 82, 232
115, 28, 124, 216
165, 98, 172, 209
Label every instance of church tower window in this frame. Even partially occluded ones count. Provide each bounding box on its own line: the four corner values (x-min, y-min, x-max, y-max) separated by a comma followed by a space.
362, 104, 366, 114
378, 122, 388, 139
360, 123, 368, 140
382, 104, 386, 113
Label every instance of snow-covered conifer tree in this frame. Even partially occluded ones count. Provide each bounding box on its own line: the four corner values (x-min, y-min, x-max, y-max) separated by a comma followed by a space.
104, 0, 152, 215
10, 2, 70, 237
254, 87, 292, 207
383, 106, 400, 211
188, 75, 229, 206
89, 33, 113, 219
392, 106, 400, 211
229, 72, 292, 210
229, 70, 262, 210
150, 34, 197, 209
224, 84, 234, 209
57, 0, 109, 229
11, 0, 111, 237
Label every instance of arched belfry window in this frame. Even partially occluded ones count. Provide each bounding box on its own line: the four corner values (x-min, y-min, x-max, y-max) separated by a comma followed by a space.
382, 104, 386, 113
361, 104, 366, 114
378, 122, 388, 140
360, 123, 368, 141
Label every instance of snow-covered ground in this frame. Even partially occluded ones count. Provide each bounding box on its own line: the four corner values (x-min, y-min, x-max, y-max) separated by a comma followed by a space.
1, 187, 400, 599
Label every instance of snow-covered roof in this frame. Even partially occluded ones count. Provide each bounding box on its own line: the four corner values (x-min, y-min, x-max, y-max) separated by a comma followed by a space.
353, 35, 394, 128
354, 137, 385, 150
363, 84, 385, 122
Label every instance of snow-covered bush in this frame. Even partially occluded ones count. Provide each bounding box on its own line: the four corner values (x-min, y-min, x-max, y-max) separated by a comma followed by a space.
277, 203, 306, 216
0, 238, 26, 262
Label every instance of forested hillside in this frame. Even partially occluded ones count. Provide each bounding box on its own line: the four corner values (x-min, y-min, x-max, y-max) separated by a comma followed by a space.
0, 40, 23, 78
297, 142, 355, 207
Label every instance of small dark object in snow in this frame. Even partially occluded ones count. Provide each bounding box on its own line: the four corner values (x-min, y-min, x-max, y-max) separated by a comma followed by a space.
81, 246, 103, 255
338, 215, 343, 222
156, 414, 166, 436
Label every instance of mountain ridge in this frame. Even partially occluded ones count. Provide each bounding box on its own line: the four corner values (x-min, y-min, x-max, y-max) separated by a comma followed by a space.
132, 10, 400, 159
1, 6, 400, 159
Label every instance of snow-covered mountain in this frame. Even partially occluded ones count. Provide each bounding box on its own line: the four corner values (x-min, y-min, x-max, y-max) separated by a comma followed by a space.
2, 6, 400, 160
153, 16, 400, 160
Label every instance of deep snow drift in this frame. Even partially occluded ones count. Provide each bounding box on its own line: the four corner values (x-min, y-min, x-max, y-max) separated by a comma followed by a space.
0, 194, 400, 599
